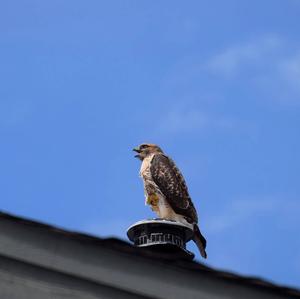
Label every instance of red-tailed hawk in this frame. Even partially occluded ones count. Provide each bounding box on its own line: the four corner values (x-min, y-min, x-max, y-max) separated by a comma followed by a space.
133, 143, 207, 258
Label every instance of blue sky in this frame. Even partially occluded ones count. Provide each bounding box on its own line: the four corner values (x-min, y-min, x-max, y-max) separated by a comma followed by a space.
1, 0, 300, 288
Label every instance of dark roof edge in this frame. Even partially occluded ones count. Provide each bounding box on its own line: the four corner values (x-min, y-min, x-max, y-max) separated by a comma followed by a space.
1, 210, 299, 298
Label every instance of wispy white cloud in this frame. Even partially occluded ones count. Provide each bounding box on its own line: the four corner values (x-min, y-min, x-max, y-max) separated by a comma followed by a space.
204, 35, 300, 104
159, 34, 300, 109
205, 196, 300, 234
253, 51, 300, 104
206, 36, 282, 77
157, 34, 300, 109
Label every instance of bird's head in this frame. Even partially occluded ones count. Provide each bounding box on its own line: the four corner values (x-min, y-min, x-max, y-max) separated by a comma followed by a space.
133, 143, 163, 160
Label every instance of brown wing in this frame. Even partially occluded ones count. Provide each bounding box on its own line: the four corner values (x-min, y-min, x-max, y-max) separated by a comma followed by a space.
150, 154, 198, 223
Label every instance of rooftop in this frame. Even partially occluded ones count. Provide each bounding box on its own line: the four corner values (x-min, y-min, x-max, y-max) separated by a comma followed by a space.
0, 211, 299, 299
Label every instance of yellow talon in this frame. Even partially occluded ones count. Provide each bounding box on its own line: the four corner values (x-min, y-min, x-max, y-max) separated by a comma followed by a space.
146, 194, 159, 206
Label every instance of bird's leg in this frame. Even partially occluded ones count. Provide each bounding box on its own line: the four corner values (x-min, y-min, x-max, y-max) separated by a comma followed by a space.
146, 193, 159, 206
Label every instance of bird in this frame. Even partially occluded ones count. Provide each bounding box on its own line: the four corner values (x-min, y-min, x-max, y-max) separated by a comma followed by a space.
133, 143, 207, 258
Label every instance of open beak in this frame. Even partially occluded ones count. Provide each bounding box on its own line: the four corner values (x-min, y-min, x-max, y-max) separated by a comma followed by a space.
133, 147, 141, 158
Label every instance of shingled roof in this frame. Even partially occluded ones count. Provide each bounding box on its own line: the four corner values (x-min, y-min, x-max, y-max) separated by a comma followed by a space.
0, 211, 299, 299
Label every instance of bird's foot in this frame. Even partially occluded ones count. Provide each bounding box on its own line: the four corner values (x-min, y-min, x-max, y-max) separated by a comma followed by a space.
146, 194, 159, 206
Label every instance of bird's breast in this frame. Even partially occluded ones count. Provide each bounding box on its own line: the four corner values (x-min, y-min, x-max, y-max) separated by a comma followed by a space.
139, 154, 154, 179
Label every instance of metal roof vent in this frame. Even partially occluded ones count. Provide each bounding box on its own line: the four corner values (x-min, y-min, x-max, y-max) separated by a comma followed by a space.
127, 219, 195, 260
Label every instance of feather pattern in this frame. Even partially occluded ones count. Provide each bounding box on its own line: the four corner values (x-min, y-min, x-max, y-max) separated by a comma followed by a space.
150, 154, 198, 223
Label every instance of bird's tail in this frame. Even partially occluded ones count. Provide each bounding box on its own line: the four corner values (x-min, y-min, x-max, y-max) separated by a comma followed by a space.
193, 224, 207, 259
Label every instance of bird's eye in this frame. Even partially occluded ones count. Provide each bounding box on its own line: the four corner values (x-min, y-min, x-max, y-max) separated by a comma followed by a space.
140, 144, 148, 150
